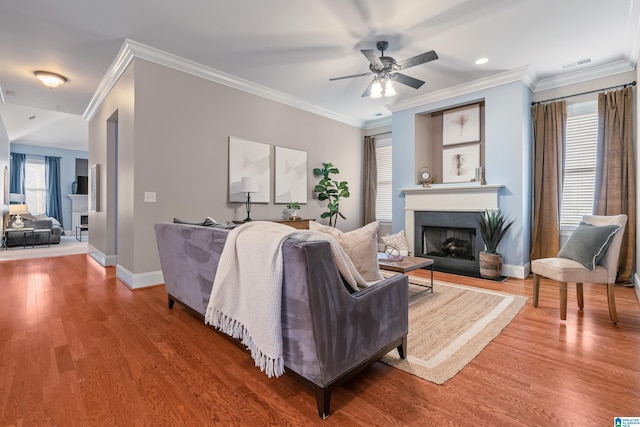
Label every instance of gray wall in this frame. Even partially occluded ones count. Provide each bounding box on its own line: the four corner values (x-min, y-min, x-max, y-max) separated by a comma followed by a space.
89, 58, 364, 277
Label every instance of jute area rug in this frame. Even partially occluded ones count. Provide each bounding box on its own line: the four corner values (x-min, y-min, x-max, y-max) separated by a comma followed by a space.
381, 274, 528, 384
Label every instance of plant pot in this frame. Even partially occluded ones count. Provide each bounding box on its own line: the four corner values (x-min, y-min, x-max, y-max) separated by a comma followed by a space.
283, 208, 299, 219
479, 251, 503, 280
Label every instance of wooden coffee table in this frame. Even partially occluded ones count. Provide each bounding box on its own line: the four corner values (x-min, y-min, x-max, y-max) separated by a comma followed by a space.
379, 255, 434, 293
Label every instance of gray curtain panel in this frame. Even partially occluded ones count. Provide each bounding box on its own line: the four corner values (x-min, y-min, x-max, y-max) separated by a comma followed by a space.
362, 136, 377, 225
530, 101, 566, 260
594, 87, 636, 283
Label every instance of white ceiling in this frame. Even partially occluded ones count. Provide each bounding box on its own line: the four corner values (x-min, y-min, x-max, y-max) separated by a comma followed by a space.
1, 0, 638, 152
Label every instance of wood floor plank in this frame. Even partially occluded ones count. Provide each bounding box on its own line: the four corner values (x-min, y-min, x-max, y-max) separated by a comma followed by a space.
0, 253, 638, 426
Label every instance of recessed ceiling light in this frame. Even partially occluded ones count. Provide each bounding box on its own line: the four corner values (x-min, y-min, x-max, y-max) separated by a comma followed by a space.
475, 58, 489, 65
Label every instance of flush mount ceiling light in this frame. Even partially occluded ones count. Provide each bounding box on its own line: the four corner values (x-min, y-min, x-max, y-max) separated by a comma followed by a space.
475, 57, 489, 65
34, 71, 67, 88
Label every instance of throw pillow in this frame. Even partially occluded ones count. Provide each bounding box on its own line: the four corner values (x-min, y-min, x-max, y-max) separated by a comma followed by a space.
381, 230, 409, 256
557, 222, 621, 270
309, 221, 382, 281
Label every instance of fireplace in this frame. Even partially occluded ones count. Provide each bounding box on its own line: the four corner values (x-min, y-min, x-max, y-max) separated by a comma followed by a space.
414, 211, 484, 276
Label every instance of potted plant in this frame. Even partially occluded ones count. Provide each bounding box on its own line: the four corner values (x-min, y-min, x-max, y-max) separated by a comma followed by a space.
477, 209, 514, 279
313, 162, 350, 227
284, 202, 301, 219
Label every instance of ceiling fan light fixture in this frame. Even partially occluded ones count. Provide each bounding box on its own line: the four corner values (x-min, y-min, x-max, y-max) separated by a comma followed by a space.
34, 71, 67, 88
384, 79, 396, 97
370, 80, 383, 98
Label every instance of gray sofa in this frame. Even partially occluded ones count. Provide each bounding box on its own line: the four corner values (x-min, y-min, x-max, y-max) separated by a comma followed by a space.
154, 222, 409, 418
6, 218, 62, 247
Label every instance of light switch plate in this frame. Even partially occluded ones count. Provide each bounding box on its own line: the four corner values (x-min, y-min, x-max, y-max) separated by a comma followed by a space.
144, 192, 156, 203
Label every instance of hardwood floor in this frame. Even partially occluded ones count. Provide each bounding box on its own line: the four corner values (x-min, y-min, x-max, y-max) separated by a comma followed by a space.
1, 254, 639, 426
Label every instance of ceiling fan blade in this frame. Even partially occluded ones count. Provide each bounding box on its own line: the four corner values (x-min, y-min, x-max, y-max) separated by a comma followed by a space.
361, 49, 383, 67
361, 80, 374, 97
394, 73, 425, 89
398, 50, 438, 69
329, 72, 372, 81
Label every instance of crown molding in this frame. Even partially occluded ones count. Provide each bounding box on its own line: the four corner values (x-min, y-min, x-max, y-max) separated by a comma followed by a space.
387, 66, 535, 113
626, 0, 640, 67
83, 41, 135, 121
84, 39, 364, 127
532, 59, 635, 92
363, 115, 392, 129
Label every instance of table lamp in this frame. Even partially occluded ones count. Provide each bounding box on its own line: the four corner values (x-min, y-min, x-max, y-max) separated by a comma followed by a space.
239, 177, 259, 221
9, 203, 29, 228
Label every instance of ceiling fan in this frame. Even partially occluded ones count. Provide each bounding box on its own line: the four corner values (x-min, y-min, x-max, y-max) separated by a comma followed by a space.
329, 41, 438, 98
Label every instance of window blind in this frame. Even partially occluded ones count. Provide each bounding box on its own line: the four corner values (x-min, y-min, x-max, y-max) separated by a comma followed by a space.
560, 111, 598, 229
375, 143, 393, 222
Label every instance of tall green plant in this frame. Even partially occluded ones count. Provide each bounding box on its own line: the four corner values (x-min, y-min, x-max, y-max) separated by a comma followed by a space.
477, 209, 514, 254
313, 162, 350, 227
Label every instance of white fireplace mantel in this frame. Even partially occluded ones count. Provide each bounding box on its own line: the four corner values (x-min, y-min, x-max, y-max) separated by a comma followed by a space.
68, 194, 88, 231
402, 183, 504, 254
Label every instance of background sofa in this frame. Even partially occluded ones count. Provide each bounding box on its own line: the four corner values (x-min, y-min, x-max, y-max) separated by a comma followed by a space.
6, 217, 62, 247
154, 222, 409, 418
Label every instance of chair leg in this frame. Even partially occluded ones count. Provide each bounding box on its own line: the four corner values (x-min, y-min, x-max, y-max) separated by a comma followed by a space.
532, 273, 540, 307
576, 283, 584, 310
607, 283, 618, 324
559, 282, 567, 320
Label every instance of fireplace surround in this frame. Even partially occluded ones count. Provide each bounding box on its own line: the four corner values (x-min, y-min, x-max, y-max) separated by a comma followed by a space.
415, 211, 484, 276
402, 183, 503, 276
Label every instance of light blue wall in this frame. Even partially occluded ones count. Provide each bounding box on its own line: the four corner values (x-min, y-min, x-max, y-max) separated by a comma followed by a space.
391, 80, 533, 270
10, 143, 88, 231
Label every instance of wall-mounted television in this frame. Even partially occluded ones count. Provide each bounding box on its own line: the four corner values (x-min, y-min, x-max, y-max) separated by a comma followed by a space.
76, 176, 88, 195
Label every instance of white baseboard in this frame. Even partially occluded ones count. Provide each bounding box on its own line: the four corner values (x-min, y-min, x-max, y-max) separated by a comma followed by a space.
503, 262, 530, 279
87, 244, 117, 266
87, 244, 163, 289
116, 265, 164, 289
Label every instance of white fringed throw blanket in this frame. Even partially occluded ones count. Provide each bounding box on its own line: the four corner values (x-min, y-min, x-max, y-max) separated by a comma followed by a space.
204, 221, 369, 378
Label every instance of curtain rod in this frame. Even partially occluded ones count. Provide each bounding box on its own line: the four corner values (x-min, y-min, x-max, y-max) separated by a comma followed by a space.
364, 131, 392, 138
531, 81, 636, 106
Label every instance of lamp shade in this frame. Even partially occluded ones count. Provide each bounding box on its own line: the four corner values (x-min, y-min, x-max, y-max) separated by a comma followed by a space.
239, 177, 259, 193
9, 204, 29, 215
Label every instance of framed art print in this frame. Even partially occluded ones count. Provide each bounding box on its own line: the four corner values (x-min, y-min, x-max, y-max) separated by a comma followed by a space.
275, 146, 307, 204
228, 137, 270, 203
442, 144, 480, 183
442, 104, 480, 145
90, 164, 100, 212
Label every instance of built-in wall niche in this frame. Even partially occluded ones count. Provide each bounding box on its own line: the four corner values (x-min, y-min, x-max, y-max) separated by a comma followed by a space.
414, 101, 485, 185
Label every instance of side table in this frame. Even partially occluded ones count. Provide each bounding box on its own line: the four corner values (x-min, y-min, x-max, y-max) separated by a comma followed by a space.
76, 224, 89, 241
3, 227, 36, 250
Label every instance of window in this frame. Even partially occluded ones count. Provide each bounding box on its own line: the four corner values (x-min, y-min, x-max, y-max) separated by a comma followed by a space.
24, 157, 46, 214
375, 138, 393, 222
560, 101, 598, 230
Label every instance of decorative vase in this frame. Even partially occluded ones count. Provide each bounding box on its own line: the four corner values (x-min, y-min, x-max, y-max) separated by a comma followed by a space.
479, 251, 502, 279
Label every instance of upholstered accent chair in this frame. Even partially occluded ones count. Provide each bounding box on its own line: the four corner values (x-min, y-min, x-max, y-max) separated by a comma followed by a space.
531, 214, 627, 323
